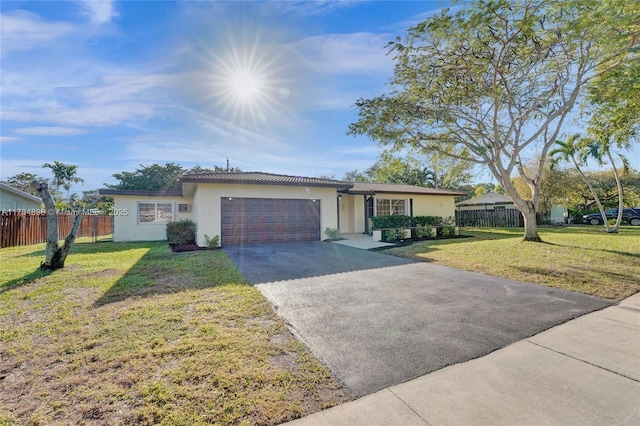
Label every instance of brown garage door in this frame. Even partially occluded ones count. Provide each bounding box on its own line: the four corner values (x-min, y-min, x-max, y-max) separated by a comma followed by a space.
221, 198, 321, 245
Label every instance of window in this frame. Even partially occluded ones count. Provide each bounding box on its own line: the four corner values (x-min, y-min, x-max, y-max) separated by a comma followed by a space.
375, 198, 406, 216
138, 202, 174, 223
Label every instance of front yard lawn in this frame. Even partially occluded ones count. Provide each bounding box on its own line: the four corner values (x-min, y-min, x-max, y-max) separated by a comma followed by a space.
386, 226, 640, 301
0, 241, 350, 425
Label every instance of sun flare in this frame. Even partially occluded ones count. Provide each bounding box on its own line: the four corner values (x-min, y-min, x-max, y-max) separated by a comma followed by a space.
228, 71, 264, 103
204, 33, 288, 124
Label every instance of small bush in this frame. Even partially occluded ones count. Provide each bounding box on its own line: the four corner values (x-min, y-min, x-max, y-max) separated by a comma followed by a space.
442, 216, 456, 226
324, 227, 341, 240
166, 219, 196, 245
204, 234, 220, 248
384, 229, 406, 242
442, 225, 456, 237
415, 224, 433, 239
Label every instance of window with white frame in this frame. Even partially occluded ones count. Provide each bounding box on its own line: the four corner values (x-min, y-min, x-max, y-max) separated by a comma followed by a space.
375, 198, 407, 216
138, 202, 174, 223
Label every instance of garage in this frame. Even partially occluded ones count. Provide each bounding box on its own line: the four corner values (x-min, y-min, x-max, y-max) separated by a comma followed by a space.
221, 197, 321, 245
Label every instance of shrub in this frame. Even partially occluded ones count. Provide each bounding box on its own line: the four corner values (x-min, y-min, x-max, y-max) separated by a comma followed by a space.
166, 219, 196, 245
412, 216, 442, 226
441, 225, 456, 237
204, 234, 220, 248
384, 228, 406, 242
442, 216, 456, 226
324, 227, 341, 240
372, 215, 412, 229
415, 224, 433, 239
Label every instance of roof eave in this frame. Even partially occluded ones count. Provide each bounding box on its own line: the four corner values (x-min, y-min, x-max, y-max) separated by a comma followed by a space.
98, 189, 183, 197
180, 177, 352, 189
0, 183, 43, 203
372, 190, 466, 196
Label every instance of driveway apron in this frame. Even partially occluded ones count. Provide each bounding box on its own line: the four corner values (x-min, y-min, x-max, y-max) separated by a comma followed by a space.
224, 242, 613, 397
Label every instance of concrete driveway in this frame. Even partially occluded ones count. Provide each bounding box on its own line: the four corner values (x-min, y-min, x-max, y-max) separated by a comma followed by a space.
224, 242, 613, 397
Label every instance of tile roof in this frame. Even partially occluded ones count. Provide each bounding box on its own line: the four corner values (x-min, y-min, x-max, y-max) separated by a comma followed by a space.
456, 193, 513, 205
99, 189, 182, 196
179, 172, 353, 188
342, 181, 466, 196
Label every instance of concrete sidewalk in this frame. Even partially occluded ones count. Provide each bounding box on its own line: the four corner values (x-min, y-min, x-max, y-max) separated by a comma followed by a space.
332, 233, 395, 250
287, 292, 640, 426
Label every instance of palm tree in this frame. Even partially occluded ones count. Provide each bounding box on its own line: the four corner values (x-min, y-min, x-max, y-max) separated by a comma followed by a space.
549, 134, 612, 232
581, 140, 630, 232
42, 161, 84, 201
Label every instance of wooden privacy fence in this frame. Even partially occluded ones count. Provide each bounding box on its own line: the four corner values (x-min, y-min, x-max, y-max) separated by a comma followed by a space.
1, 212, 113, 248
455, 208, 524, 228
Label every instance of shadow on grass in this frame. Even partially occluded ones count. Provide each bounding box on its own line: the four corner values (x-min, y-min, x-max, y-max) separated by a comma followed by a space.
514, 264, 640, 288
19, 241, 145, 258
541, 241, 640, 259
0, 268, 52, 294
93, 245, 250, 307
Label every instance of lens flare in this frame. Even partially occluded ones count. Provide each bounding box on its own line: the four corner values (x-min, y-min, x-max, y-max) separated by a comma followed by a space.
199, 31, 287, 126
229, 71, 264, 102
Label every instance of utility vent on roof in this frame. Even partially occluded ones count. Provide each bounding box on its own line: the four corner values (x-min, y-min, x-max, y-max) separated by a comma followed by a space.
178, 204, 191, 212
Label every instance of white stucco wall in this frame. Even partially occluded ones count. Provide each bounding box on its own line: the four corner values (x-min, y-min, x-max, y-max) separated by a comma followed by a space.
339, 194, 366, 233
375, 193, 458, 220
193, 183, 339, 246
339, 193, 459, 233
353, 195, 365, 233
0, 188, 42, 211
338, 194, 353, 233
111, 195, 193, 242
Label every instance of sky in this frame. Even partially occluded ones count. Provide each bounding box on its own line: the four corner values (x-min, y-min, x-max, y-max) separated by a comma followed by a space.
1, 1, 637, 195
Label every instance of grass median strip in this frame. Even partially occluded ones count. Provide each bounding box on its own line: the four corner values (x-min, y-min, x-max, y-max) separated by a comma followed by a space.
385, 226, 640, 301
0, 241, 350, 425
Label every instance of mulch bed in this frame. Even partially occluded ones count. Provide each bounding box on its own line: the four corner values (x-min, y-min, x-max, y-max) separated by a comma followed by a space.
169, 244, 218, 252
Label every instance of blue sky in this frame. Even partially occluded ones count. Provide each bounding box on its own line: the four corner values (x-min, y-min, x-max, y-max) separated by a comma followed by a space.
1, 0, 453, 193
2, 1, 637, 195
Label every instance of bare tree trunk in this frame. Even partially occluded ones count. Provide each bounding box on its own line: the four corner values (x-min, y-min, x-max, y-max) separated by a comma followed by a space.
608, 148, 624, 233
571, 158, 611, 232
499, 175, 542, 242
520, 202, 541, 242
33, 181, 84, 271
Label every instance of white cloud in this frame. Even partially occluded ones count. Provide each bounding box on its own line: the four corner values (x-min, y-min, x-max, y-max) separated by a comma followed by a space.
0, 10, 74, 57
0, 157, 120, 191
384, 5, 464, 33
0, 136, 22, 144
0, 158, 50, 181
3, 73, 175, 127
332, 145, 382, 155
15, 127, 86, 136
292, 32, 393, 75
78, 0, 118, 24
264, 1, 361, 16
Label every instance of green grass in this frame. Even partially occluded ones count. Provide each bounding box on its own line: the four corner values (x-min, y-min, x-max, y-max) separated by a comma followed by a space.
0, 240, 350, 425
386, 226, 640, 301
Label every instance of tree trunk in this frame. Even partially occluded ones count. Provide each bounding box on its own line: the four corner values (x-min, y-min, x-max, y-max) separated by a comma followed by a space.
571, 159, 612, 232
499, 175, 542, 242
33, 180, 84, 271
520, 202, 542, 242
608, 148, 623, 233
